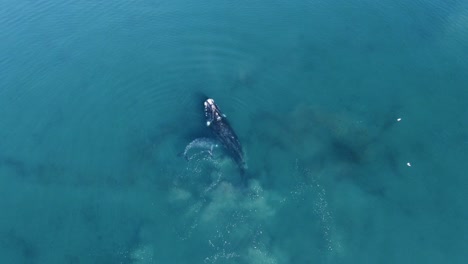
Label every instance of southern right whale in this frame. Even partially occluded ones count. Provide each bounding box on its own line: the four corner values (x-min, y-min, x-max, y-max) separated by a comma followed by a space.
203, 98, 246, 173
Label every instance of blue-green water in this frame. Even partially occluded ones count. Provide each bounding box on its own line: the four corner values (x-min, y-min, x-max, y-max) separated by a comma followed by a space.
1, 0, 467, 263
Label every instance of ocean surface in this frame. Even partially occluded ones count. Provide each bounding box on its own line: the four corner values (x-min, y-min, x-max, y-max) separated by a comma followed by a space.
1, 0, 467, 263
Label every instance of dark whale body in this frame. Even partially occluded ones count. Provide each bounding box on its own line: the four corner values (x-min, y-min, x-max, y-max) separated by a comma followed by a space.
204, 98, 246, 173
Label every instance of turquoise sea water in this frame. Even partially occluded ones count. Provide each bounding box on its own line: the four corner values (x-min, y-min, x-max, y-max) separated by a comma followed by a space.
1, 0, 467, 263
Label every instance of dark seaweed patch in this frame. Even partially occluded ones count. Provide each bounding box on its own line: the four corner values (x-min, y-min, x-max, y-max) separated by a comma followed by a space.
0, 156, 64, 185
0, 229, 38, 263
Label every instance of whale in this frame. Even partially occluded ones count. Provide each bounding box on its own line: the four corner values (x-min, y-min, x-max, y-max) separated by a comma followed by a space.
204, 98, 246, 173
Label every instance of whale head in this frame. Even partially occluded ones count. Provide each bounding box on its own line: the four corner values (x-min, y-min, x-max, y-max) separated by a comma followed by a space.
204, 98, 223, 126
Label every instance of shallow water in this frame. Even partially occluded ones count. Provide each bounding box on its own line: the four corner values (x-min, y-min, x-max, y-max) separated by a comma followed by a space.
1, 0, 467, 263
